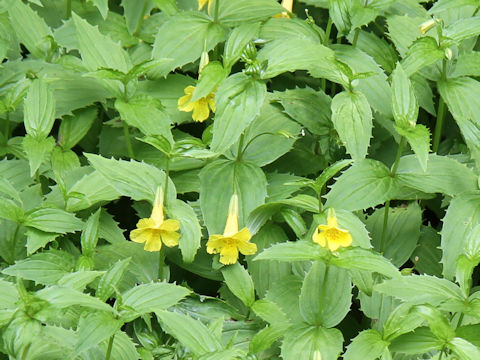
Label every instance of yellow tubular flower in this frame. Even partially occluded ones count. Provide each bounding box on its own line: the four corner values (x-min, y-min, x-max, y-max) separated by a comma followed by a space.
274, 0, 294, 18
312, 208, 352, 251
177, 85, 216, 123
198, 0, 214, 11
206, 194, 257, 265
130, 187, 180, 252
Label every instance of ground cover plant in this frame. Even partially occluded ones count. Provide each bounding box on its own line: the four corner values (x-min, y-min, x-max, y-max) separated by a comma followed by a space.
1, 0, 480, 359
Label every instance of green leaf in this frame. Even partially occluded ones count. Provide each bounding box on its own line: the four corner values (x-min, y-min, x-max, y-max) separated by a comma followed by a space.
57, 270, 103, 291
96, 258, 131, 302
23, 135, 56, 177
246, 224, 292, 298
217, 0, 284, 26
122, 0, 153, 34
391, 63, 418, 128
312, 159, 353, 194
37, 285, 115, 312
167, 199, 201, 263
325, 159, 398, 211
365, 202, 422, 266
88, 0, 108, 19
24, 207, 83, 234
444, 17, 480, 43
2, 250, 75, 285
411, 226, 442, 277
254, 241, 329, 262
152, 12, 225, 76
401, 37, 444, 76
331, 247, 400, 278
353, 30, 397, 74
115, 95, 173, 143
221, 262, 255, 307
26, 228, 58, 255
191, 62, 227, 102
395, 125, 431, 171
118, 282, 190, 321
223, 22, 260, 70
281, 324, 343, 360
275, 87, 332, 136
328, 0, 352, 36
199, 159, 266, 234
153, 0, 178, 15
156, 310, 222, 355
441, 193, 480, 280
394, 154, 477, 197
448, 337, 480, 360
0, 197, 24, 222
81, 209, 101, 257
389, 327, 442, 355
374, 274, 464, 306
343, 330, 388, 360
0, 279, 19, 309
300, 261, 352, 327
413, 305, 455, 341
331, 90, 373, 161
7, 0, 52, 58
72, 13, 131, 73
85, 154, 176, 203
24, 79, 56, 138
452, 52, 480, 77
75, 311, 122, 355
210, 73, 266, 154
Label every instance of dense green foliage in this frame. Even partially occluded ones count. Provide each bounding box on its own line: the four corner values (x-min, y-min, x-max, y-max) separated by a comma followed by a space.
1, 0, 480, 359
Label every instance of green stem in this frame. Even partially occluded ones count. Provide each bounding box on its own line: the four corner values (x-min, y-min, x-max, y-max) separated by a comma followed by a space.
352, 28, 360, 47
66, 0, 72, 18
105, 334, 115, 360
473, 6, 479, 16
213, 0, 220, 23
380, 137, 406, 252
4, 112, 9, 145
122, 121, 135, 159
158, 247, 166, 280
236, 133, 245, 161
324, 17, 333, 46
433, 60, 447, 153
164, 156, 170, 203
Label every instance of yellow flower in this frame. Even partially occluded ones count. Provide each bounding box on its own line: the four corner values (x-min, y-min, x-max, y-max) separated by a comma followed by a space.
274, 0, 293, 18
206, 194, 257, 265
419, 19, 436, 35
130, 187, 180, 252
312, 208, 352, 251
177, 85, 216, 123
198, 0, 214, 11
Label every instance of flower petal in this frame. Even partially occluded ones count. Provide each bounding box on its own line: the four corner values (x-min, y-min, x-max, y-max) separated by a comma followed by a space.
178, 94, 194, 112
130, 227, 151, 244
192, 99, 210, 122
312, 229, 327, 247
144, 233, 162, 252
232, 227, 252, 242
161, 230, 180, 247
160, 219, 180, 232
136, 218, 156, 229
237, 240, 257, 256
219, 244, 239, 265
206, 235, 224, 254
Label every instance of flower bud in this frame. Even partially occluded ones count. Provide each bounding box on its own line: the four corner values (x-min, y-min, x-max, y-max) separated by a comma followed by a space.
445, 47, 453, 60
420, 19, 435, 35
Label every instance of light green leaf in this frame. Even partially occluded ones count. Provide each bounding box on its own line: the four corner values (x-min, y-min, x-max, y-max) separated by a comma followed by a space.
122, 0, 153, 34
411, 226, 442, 277
395, 125, 431, 171
329, 0, 352, 36
85, 154, 176, 204
199, 159, 267, 234
365, 202, 422, 266
115, 95, 173, 143
37, 285, 115, 312
441, 193, 480, 280
452, 52, 480, 77
23, 135, 56, 177
210, 73, 266, 154
24, 79, 56, 138
387, 15, 424, 57
191, 62, 226, 102
331, 90, 372, 161
26, 228, 58, 255
7, 0, 52, 58
444, 16, 480, 43
81, 209, 101, 257
391, 63, 418, 128
221, 262, 255, 307
2, 250, 75, 285
0, 279, 19, 309
24, 207, 83, 234
281, 324, 343, 360
448, 337, 480, 360
96, 258, 131, 302
57, 271, 104, 291
412, 305, 455, 341
152, 12, 225, 76
118, 282, 190, 321
223, 22, 260, 70
343, 330, 388, 360
72, 13, 131, 73
167, 199, 201, 263
394, 154, 477, 197
0, 197, 24, 222
153, 0, 178, 15
75, 311, 123, 355
374, 274, 464, 306
88, 0, 108, 19
401, 37, 444, 76
217, 0, 284, 26
325, 159, 399, 211
300, 261, 352, 327
156, 310, 222, 356
254, 241, 329, 262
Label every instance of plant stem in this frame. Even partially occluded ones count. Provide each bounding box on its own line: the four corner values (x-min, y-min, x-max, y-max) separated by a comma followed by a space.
164, 156, 170, 202
158, 247, 166, 280
236, 133, 245, 161
352, 28, 360, 47
66, 0, 72, 18
4, 112, 9, 145
474, 6, 479, 16
433, 59, 447, 153
122, 121, 135, 159
213, 0, 220, 23
380, 137, 406, 252
105, 334, 115, 360
321, 18, 333, 91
